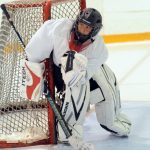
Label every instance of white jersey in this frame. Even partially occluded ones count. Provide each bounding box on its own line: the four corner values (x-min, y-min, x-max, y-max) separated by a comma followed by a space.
25, 18, 108, 79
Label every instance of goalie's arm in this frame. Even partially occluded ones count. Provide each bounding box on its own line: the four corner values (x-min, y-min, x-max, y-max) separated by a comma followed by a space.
86, 36, 108, 80
25, 20, 57, 62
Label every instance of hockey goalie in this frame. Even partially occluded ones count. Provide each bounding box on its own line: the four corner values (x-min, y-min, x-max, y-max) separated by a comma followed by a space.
21, 8, 131, 148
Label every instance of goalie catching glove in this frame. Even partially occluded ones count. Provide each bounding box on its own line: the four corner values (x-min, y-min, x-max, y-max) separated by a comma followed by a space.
20, 60, 45, 101
61, 51, 88, 87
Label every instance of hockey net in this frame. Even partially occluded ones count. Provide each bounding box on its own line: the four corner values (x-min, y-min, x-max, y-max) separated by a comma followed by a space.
0, 0, 86, 148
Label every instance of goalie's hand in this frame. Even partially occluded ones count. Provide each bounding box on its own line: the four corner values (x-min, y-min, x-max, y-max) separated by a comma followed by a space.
61, 51, 88, 87
20, 60, 45, 101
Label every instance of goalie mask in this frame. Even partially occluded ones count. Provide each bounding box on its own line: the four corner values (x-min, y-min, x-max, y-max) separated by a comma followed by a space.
71, 8, 103, 45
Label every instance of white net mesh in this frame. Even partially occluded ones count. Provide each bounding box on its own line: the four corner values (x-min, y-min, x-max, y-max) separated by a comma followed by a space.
0, 0, 84, 146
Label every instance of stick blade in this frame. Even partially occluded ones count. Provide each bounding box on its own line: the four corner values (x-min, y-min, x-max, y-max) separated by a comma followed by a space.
68, 135, 94, 150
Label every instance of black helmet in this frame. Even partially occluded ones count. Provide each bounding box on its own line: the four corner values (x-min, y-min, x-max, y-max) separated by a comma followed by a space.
72, 8, 103, 44
77, 8, 103, 37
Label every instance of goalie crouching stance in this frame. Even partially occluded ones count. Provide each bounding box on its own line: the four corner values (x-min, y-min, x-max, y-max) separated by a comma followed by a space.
23, 8, 131, 144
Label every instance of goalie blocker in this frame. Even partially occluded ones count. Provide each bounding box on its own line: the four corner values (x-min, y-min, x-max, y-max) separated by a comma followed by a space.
20, 60, 45, 101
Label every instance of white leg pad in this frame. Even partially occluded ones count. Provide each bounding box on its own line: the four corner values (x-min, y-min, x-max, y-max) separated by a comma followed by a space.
58, 82, 90, 142
91, 64, 131, 136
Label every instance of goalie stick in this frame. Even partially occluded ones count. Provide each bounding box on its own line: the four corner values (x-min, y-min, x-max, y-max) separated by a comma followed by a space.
44, 81, 71, 138
1, 4, 94, 150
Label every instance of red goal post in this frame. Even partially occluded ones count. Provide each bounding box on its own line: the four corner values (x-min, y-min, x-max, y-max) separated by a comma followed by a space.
0, 0, 86, 148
